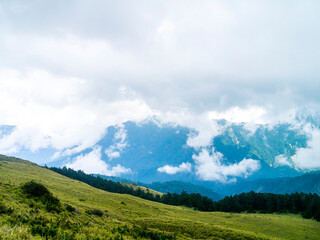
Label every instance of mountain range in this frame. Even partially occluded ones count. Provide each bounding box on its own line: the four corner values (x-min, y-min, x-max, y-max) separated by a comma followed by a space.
48, 110, 318, 181
2, 110, 320, 196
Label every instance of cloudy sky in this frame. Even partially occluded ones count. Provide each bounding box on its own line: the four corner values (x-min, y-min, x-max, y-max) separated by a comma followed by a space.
0, 0, 319, 169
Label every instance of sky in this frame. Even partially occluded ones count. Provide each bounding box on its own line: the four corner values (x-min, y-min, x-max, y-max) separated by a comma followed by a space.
0, 0, 320, 177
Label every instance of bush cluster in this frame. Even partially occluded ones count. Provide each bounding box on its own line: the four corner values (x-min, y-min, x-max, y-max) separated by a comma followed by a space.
65, 203, 76, 212
0, 202, 13, 215
85, 208, 104, 217
28, 216, 76, 240
21, 181, 62, 213
21, 180, 50, 197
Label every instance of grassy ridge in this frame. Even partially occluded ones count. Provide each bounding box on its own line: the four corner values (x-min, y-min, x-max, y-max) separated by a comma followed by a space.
49, 167, 216, 211
49, 167, 320, 219
0, 159, 320, 239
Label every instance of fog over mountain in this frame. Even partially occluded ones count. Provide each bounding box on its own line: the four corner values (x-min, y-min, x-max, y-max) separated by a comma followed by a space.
0, 1, 320, 183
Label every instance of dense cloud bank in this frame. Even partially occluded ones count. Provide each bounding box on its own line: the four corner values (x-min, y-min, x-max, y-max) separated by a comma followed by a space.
0, 1, 319, 178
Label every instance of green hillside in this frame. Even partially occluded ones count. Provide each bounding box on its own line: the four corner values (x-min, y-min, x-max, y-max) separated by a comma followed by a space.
1, 157, 320, 239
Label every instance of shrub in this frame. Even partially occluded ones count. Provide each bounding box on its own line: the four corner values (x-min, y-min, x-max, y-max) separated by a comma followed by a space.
21, 181, 61, 212
86, 209, 104, 217
92, 209, 104, 217
0, 202, 13, 215
31, 224, 57, 238
44, 194, 61, 213
0, 202, 7, 214
21, 181, 50, 197
65, 204, 76, 212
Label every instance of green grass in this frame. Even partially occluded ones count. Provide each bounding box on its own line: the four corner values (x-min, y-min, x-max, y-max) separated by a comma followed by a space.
0, 158, 320, 239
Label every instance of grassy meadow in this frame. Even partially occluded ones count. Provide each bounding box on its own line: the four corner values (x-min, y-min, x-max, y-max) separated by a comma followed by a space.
0, 157, 320, 239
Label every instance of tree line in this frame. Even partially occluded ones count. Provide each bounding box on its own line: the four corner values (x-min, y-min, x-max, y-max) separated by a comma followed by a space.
49, 167, 320, 221
214, 191, 320, 221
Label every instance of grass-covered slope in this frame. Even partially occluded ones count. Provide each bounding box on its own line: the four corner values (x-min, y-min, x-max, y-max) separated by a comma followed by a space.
1, 158, 320, 239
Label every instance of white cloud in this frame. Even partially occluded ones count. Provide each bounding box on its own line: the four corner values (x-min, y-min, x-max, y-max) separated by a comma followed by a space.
0, 69, 153, 162
158, 111, 225, 149
66, 146, 131, 176
294, 126, 320, 169
0, 1, 319, 114
274, 154, 292, 167
105, 125, 128, 160
0, 0, 319, 170
209, 106, 268, 124
157, 162, 192, 175
242, 122, 261, 135
193, 148, 260, 182
156, 20, 176, 49
105, 151, 120, 160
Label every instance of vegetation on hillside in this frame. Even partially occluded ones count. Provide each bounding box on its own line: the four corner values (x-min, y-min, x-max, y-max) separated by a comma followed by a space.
1, 159, 320, 239
0, 180, 176, 239
139, 180, 221, 201
0, 154, 36, 165
50, 167, 219, 211
50, 167, 320, 222
214, 191, 320, 221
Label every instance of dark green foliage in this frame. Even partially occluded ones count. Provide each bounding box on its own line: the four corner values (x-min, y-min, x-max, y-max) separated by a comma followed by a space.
140, 181, 221, 201
49, 167, 320, 221
65, 203, 76, 212
0, 202, 13, 214
31, 224, 57, 238
214, 191, 320, 221
11, 214, 29, 224
86, 208, 104, 217
49, 167, 216, 212
92, 209, 104, 217
160, 191, 215, 211
21, 181, 50, 197
21, 181, 61, 213
0, 202, 7, 214
28, 215, 77, 239
43, 193, 61, 212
